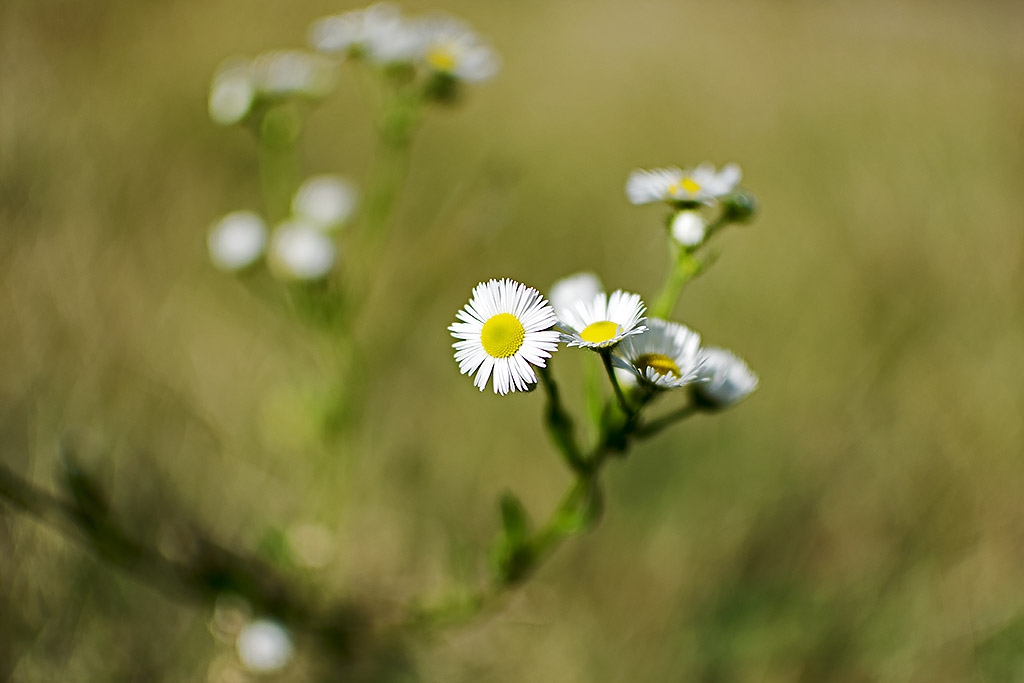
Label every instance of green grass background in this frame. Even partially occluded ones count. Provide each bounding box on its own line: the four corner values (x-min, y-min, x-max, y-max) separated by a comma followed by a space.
2, 0, 1024, 680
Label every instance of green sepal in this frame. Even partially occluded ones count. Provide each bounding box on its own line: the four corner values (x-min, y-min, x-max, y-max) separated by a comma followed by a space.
490, 491, 535, 586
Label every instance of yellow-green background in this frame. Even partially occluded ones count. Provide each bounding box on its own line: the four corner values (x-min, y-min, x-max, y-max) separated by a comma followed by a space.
2, 0, 1024, 680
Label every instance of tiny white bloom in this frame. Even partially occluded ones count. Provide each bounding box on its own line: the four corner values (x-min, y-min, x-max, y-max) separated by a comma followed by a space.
449, 279, 560, 394
670, 210, 707, 247
548, 272, 603, 321
560, 290, 647, 350
415, 14, 499, 83
292, 175, 358, 231
269, 220, 336, 280
626, 163, 742, 205
236, 619, 294, 674
309, 3, 419, 63
208, 58, 255, 126
694, 347, 758, 406
208, 211, 267, 271
251, 50, 336, 99
613, 318, 702, 390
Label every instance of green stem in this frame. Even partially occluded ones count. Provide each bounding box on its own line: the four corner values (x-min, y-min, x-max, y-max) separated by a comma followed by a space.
538, 366, 587, 474
636, 403, 700, 439
651, 248, 702, 319
600, 349, 634, 418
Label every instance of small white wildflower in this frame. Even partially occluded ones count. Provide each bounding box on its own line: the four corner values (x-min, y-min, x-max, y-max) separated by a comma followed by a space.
292, 175, 358, 231
269, 220, 336, 280
670, 210, 707, 247
208, 58, 255, 126
309, 3, 419, 63
548, 272, 603, 322
449, 279, 560, 395
626, 163, 742, 205
415, 14, 499, 83
236, 619, 294, 674
613, 318, 702, 390
694, 347, 758, 407
251, 50, 336, 99
208, 211, 267, 272
560, 290, 647, 350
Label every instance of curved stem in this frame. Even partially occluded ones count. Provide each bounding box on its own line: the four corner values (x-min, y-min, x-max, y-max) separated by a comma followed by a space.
600, 349, 634, 418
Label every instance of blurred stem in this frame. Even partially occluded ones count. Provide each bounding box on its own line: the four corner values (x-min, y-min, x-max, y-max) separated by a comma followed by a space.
635, 402, 700, 438
256, 105, 304, 224
537, 365, 587, 475
651, 247, 703, 319
600, 349, 635, 418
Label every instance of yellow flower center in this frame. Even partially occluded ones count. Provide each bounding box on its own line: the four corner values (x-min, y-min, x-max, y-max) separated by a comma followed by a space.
635, 353, 681, 378
426, 46, 457, 72
670, 177, 701, 195
481, 313, 525, 358
580, 320, 620, 344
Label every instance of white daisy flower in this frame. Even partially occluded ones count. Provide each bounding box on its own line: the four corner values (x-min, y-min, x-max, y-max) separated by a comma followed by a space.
612, 318, 702, 390
415, 15, 500, 83
208, 211, 267, 271
626, 163, 742, 205
268, 220, 336, 280
292, 175, 358, 231
309, 3, 420, 64
449, 279, 560, 395
251, 50, 336, 99
208, 58, 256, 126
670, 210, 707, 247
236, 619, 294, 674
548, 272, 603, 321
560, 290, 647, 350
694, 347, 758, 406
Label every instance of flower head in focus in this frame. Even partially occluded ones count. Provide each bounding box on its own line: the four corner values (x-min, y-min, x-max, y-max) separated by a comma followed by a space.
626, 163, 741, 206
548, 272, 603, 322
292, 175, 358, 231
449, 279, 560, 394
694, 347, 758, 407
268, 220, 336, 280
613, 318, 702, 390
208, 211, 267, 271
560, 290, 647, 350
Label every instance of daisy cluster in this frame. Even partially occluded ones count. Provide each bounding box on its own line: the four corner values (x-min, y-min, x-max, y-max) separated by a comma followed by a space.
309, 3, 500, 92
449, 275, 756, 406
208, 174, 357, 281
626, 162, 755, 247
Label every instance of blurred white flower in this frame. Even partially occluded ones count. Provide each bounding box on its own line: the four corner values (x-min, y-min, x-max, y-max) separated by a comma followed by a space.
694, 347, 758, 406
548, 272, 603, 322
292, 175, 358, 231
670, 210, 707, 247
613, 318, 702, 390
251, 50, 336, 99
269, 220, 336, 280
626, 163, 741, 205
309, 3, 420, 64
209, 58, 256, 126
415, 14, 499, 83
560, 290, 647, 350
208, 211, 267, 271
236, 619, 294, 674
449, 279, 560, 394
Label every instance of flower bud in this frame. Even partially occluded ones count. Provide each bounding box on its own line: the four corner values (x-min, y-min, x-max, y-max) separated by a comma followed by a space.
720, 190, 758, 225
208, 211, 267, 271
268, 220, 336, 280
670, 210, 707, 247
236, 619, 294, 673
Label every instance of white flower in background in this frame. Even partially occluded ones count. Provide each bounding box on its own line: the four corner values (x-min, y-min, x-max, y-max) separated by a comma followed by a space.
613, 318, 702, 390
251, 50, 336, 99
269, 220, 336, 280
208, 211, 267, 271
292, 175, 358, 231
694, 347, 758, 407
208, 58, 256, 126
548, 272, 603, 321
670, 210, 707, 247
560, 290, 647, 350
309, 3, 423, 65
415, 14, 500, 83
236, 619, 294, 674
449, 279, 560, 394
626, 163, 742, 205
